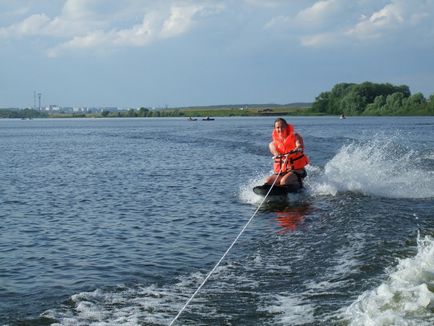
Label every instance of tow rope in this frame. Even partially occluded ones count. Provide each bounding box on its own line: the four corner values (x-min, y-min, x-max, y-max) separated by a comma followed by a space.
169, 155, 289, 325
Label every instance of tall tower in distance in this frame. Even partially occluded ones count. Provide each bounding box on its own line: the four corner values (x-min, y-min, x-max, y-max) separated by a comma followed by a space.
38, 93, 42, 111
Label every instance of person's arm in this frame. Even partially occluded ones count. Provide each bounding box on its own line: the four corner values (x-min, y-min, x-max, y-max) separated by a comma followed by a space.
269, 142, 280, 156
295, 134, 303, 152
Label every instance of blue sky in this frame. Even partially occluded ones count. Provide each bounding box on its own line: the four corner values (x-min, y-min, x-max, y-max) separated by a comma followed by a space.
1, 0, 434, 108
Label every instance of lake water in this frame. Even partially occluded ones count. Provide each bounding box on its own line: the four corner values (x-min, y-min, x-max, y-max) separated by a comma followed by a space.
1, 116, 433, 325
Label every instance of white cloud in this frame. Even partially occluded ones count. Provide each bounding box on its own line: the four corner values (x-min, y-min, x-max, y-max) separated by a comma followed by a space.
61, 0, 95, 19
46, 12, 158, 57
263, 0, 352, 48
345, 0, 434, 43
0, 13, 50, 38
299, 32, 339, 47
264, 15, 292, 31
1, 0, 433, 55
112, 14, 156, 47
264, 0, 347, 32
44, 2, 224, 57
346, 2, 405, 39
263, 0, 434, 48
160, 5, 204, 39
0, 0, 105, 39
295, 0, 343, 27
0, 1, 223, 57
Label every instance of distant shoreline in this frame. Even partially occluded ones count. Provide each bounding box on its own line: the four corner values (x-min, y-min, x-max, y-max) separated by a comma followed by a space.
0, 105, 314, 119
2, 105, 433, 119
3, 97, 434, 119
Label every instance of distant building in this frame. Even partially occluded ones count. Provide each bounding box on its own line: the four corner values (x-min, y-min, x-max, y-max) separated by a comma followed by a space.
49, 105, 61, 111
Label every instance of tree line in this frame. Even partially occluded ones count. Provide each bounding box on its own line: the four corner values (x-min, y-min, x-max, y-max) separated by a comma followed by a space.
2, 82, 433, 118
311, 82, 434, 115
101, 107, 304, 118
101, 108, 189, 117
0, 108, 48, 119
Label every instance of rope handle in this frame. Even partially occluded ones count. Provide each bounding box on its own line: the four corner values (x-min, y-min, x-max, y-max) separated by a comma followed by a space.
272, 148, 302, 159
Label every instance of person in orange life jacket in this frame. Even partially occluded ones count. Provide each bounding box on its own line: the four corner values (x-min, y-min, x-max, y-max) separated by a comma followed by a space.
264, 118, 309, 188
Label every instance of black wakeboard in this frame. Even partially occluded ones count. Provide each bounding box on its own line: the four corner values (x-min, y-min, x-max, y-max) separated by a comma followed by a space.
253, 184, 302, 197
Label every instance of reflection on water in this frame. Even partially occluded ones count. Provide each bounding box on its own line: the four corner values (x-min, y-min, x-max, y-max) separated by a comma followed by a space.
274, 203, 312, 234
260, 201, 313, 234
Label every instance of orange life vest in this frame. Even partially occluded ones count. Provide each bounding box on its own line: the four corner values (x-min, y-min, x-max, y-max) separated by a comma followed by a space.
272, 124, 309, 173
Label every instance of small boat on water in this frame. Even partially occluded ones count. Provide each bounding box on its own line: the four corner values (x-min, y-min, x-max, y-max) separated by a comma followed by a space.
202, 116, 215, 121
187, 117, 197, 121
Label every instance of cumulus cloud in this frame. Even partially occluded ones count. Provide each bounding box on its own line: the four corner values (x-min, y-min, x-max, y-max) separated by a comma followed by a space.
263, 0, 354, 47
46, 12, 158, 57
0, 0, 223, 57
295, 0, 343, 27
344, 0, 434, 43
160, 5, 204, 38
264, 15, 292, 31
263, 0, 434, 48
0, 0, 105, 39
1, 0, 433, 55
265, 0, 350, 31
0, 13, 50, 38
346, 2, 405, 39
48, 3, 222, 57
299, 32, 339, 47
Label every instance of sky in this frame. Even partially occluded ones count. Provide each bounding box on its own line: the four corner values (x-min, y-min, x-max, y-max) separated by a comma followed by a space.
1, 0, 434, 108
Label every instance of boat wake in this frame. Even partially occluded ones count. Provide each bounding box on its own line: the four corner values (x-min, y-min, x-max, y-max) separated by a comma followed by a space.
39, 261, 302, 325
308, 136, 434, 199
40, 272, 212, 325
344, 234, 434, 325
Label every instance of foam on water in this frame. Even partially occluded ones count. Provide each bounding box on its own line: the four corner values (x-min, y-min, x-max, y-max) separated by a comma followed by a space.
309, 136, 434, 199
258, 294, 316, 325
41, 273, 207, 325
40, 264, 257, 325
42, 285, 172, 325
344, 235, 434, 325
40, 250, 319, 325
238, 173, 266, 205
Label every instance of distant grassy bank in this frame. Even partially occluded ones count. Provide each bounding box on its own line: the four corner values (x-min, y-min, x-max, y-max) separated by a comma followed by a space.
0, 103, 315, 119
92, 103, 316, 119
2, 81, 434, 119
163, 103, 315, 118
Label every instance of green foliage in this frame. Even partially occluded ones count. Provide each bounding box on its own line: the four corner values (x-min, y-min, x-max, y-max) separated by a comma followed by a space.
88, 105, 312, 118
428, 95, 434, 114
137, 107, 149, 117
312, 81, 432, 116
3, 82, 431, 119
0, 108, 48, 119
127, 109, 136, 117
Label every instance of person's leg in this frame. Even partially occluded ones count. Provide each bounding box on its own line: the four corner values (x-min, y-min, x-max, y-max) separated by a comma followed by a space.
280, 169, 306, 187
265, 174, 281, 185
279, 172, 298, 186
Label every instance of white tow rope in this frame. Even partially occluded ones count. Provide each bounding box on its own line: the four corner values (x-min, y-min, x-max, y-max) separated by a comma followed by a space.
169, 155, 288, 325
